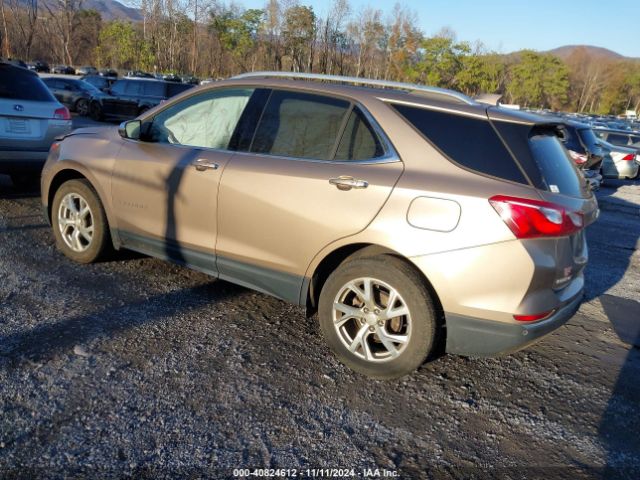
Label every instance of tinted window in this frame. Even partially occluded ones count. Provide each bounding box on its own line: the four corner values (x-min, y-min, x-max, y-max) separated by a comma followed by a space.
148, 88, 253, 150
560, 125, 584, 153
110, 80, 126, 95
0, 66, 55, 101
577, 128, 600, 150
142, 81, 165, 97
334, 108, 384, 161
251, 90, 350, 160
608, 133, 630, 145
529, 133, 586, 198
392, 104, 527, 184
167, 83, 193, 97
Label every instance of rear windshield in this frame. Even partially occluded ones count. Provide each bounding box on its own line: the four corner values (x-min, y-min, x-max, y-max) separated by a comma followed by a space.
391, 103, 527, 184
577, 128, 600, 150
0, 66, 55, 102
529, 132, 586, 198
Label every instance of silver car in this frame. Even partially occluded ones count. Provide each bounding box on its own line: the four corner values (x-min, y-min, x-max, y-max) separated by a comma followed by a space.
600, 140, 639, 179
0, 61, 72, 186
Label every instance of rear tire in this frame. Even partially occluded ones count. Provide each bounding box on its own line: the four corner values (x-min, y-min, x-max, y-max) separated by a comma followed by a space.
75, 98, 89, 116
51, 179, 112, 263
89, 101, 103, 121
318, 256, 437, 379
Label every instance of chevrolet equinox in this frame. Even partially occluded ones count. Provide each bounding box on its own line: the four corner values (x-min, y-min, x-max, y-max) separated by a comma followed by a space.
41, 72, 599, 379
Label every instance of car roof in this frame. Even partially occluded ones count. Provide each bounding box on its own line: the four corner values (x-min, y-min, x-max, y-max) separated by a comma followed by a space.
209, 75, 556, 128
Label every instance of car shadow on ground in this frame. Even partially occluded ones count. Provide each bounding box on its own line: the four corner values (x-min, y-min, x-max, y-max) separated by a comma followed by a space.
586, 178, 640, 478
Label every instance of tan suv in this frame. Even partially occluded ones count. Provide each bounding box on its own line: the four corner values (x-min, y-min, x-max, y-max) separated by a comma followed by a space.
41, 72, 599, 379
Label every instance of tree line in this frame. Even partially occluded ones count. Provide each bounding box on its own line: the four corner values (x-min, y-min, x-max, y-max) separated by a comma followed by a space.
1, 0, 639, 114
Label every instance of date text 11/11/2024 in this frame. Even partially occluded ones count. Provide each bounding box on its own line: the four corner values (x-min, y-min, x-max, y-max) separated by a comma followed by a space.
232, 468, 400, 478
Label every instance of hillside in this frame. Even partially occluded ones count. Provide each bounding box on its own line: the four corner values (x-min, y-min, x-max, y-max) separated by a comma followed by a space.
547, 45, 632, 61
82, 0, 142, 21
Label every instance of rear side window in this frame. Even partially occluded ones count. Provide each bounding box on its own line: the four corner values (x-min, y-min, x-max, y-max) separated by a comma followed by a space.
0, 66, 55, 101
251, 90, 350, 160
142, 81, 165, 97
392, 104, 527, 184
529, 133, 586, 198
334, 108, 384, 161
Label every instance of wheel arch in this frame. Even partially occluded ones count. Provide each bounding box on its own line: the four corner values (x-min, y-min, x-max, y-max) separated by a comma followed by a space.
46, 166, 121, 249
304, 243, 445, 326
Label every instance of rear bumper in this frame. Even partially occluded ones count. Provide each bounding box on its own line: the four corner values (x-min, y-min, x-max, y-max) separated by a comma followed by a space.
0, 150, 48, 173
445, 289, 583, 356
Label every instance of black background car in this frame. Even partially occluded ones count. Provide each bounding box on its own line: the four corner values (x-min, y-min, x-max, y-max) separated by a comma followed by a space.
99, 68, 118, 78
42, 77, 102, 116
52, 65, 76, 75
90, 78, 193, 121
27, 60, 50, 72
75, 66, 97, 76
561, 121, 605, 170
81, 74, 117, 92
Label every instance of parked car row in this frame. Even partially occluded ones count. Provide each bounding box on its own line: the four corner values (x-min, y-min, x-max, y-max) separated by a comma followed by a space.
40, 75, 194, 122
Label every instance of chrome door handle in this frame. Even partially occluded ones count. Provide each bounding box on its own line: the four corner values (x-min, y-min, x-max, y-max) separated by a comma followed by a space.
329, 176, 369, 190
193, 159, 219, 171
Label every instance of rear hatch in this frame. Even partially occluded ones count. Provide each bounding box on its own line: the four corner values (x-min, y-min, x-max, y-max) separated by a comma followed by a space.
489, 110, 599, 291
0, 64, 64, 147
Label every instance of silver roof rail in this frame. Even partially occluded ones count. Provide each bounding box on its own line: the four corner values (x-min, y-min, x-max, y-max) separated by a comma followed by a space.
231, 71, 476, 105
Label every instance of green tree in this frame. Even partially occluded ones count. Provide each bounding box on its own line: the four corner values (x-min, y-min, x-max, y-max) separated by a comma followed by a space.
407, 34, 470, 88
282, 5, 316, 72
95, 20, 154, 70
505, 51, 569, 109
210, 7, 263, 71
455, 53, 505, 97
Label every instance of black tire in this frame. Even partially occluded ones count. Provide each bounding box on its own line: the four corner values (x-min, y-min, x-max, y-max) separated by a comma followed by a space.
75, 98, 89, 116
89, 101, 103, 121
51, 179, 112, 263
318, 256, 437, 379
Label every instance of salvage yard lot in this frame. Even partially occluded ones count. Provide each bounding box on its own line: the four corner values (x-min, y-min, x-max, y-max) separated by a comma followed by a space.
0, 169, 639, 478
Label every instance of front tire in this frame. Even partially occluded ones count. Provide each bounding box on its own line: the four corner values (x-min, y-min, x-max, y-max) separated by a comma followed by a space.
318, 256, 438, 379
89, 101, 103, 121
51, 179, 111, 263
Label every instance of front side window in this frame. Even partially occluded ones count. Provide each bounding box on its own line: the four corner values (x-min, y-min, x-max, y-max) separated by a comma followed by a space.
148, 88, 253, 150
251, 90, 350, 160
124, 81, 141, 95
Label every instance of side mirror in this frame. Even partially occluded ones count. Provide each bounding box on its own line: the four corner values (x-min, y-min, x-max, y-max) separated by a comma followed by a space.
119, 120, 141, 140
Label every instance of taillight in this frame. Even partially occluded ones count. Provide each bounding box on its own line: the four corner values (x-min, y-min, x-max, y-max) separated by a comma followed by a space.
568, 150, 587, 165
621, 154, 634, 161
514, 310, 555, 322
53, 106, 71, 120
489, 195, 584, 239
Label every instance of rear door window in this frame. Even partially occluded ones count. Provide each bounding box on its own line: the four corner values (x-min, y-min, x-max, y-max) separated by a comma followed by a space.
391, 103, 527, 184
0, 66, 55, 101
608, 133, 630, 145
251, 90, 350, 160
334, 108, 385, 161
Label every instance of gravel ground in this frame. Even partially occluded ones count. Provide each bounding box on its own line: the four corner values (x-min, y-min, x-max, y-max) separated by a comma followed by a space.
0, 161, 638, 479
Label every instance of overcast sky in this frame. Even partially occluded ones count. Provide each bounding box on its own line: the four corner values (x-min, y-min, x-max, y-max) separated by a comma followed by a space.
171, 0, 639, 58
